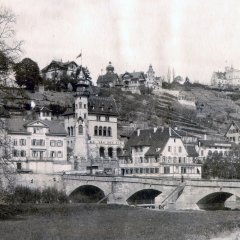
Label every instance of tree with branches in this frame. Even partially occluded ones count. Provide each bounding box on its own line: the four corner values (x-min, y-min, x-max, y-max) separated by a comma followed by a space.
0, 6, 23, 85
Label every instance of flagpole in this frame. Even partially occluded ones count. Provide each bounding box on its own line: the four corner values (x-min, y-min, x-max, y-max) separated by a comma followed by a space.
81, 49, 82, 69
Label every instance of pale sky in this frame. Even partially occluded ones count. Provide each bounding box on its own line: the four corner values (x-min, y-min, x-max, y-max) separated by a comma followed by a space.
2, 0, 240, 84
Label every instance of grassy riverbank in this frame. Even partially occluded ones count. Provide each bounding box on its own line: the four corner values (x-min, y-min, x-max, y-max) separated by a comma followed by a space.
0, 204, 240, 240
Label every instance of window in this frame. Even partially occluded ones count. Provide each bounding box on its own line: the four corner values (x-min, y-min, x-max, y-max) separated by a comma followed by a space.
94, 126, 98, 136
13, 150, 18, 157
164, 166, 170, 174
168, 146, 171, 152
79, 102, 82, 109
20, 139, 26, 146
50, 151, 56, 158
181, 167, 187, 174
97, 115, 101, 121
32, 151, 38, 158
146, 168, 149, 174
99, 126, 102, 136
84, 113, 87, 119
179, 146, 182, 153
108, 127, 112, 137
68, 127, 70, 136
13, 139, 18, 146
57, 151, 63, 158
106, 116, 109, 122
140, 157, 143, 163
155, 168, 159, 174
17, 162, 22, 170
108, 147, 113, 158
57, 140, 63, 147
78, 125, 83, 135
50, 140, 56, 147
99, 147, 105, 157
32, 139, 45, 146
20, 150, 26, 157
103, 127, 107, 136
71, 127, 73, 136
84, 104, 86, 109
150, 168, 154, 174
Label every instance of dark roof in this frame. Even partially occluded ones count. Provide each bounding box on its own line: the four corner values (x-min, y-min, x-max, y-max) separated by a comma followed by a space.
88, 96, 119, 116
7, 118, 67, 136
62, 108, 74, 116
42, 60, 78, 73
124, 127, 181, 156
97, 72, 119, 85
120, 72, 146, 81
199, 139, 232, 147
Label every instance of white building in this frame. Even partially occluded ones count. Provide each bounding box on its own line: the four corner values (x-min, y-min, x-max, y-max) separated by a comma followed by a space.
63, 70, 124, 173
119, 127, 202, 179
7, 116, 71, 174
145, 64, 162, 91
211, 66, 240, 88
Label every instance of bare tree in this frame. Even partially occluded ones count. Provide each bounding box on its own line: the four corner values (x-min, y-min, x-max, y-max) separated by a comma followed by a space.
0, 6, 23, 85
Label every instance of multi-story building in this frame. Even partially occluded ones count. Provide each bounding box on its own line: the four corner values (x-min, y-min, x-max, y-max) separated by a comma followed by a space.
7, 115, 71, 174
211, 66, 240, 88
41, 60, 79, 81
120, 71, 146, 94
145, 64, 162, 91
225, 120, 240, 144
119, 127, 201, 179
63, 69, 124, 173
196, 139, 233, 159
97, 62, 121, 88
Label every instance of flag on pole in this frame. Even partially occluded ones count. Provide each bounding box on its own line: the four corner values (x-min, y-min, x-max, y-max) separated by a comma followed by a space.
76, 53, 82, 59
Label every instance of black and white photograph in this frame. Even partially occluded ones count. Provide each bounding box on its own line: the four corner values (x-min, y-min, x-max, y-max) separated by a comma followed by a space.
0, 0, 240, 239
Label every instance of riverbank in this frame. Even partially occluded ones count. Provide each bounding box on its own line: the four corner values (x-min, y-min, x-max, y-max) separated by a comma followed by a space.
0, 204, 240, 240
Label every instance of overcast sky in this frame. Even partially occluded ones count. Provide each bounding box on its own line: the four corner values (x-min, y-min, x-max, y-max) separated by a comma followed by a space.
2, 0, 240, 84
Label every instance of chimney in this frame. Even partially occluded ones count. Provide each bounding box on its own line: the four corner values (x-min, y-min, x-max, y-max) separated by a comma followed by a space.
137, 129, 140, 136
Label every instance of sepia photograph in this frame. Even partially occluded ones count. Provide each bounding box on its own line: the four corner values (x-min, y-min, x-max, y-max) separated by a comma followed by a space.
0, 0, 240, 239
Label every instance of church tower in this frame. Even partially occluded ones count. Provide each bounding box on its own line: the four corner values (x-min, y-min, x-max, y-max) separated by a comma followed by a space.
73, 68, 90, 162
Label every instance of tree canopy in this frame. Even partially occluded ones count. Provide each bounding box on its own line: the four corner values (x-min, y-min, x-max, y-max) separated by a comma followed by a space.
14, 58, 42, 91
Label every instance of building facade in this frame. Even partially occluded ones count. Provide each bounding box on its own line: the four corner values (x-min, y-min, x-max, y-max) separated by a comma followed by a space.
225, 121, 240, 144
63, 70, 124, 173
145, 64, 162, 91
7, 117, 71, 174
119, 127, 202, 179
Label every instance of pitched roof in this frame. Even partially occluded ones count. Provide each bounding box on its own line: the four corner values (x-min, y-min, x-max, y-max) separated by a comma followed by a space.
199, 139, 232, 147
88, 96, 119, 116
97, 72, 119, 85
62, 108, 74, 116
7, 118, 67, 136
124, 127, 181, 156
41, 60, 78, 73
121, 71, 146, 80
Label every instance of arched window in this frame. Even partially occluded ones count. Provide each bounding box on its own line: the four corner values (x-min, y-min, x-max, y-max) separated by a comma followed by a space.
108, 127, 112, 137
99, 147, 105, 157
117, 148, 122, 157
67, 127, 70, 136
70, 127, 73, 136
94, 126, 98, 136
108, 147, 113, 158
78, 125, 83, 135
99, 126, 102, 136
103, 127, 107, 136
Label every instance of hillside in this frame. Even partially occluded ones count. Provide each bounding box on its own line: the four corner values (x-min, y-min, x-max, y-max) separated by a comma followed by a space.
1, 85, 240, 138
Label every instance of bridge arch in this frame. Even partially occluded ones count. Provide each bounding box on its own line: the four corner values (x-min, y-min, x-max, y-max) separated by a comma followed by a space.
69, 185, 106, 203
127, 189, 162, 205
196, 191, 234, 210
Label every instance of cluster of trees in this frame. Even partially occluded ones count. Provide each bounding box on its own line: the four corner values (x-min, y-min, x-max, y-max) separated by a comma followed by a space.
202, 150, 240, 179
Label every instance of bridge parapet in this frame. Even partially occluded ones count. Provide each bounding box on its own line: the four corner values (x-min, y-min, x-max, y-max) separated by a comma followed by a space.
186, 179, 240, 188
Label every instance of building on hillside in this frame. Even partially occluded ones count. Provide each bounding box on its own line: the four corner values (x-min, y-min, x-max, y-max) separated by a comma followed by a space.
196, 139, 233, 159
225, 120, 240, 144
41, 60, 79, 81
62, 69, 124, 174
145, 64, 162, 91
119, 127, 202, 179
211, 66, 240, 88
97, 62, 121, 88
120, 71, 146, 94
7, 115, 71, 174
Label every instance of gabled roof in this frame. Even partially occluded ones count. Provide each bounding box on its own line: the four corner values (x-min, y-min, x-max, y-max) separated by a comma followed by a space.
88, 96, 119, 116
121, 71, 146, 80
123, 127, 181, 156
7, 118, 67, 136
97, 72, 119, 85
42, 60, 78, 73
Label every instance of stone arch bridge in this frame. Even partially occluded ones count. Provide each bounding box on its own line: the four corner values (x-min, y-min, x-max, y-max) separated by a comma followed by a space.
15, 174, 240, 210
